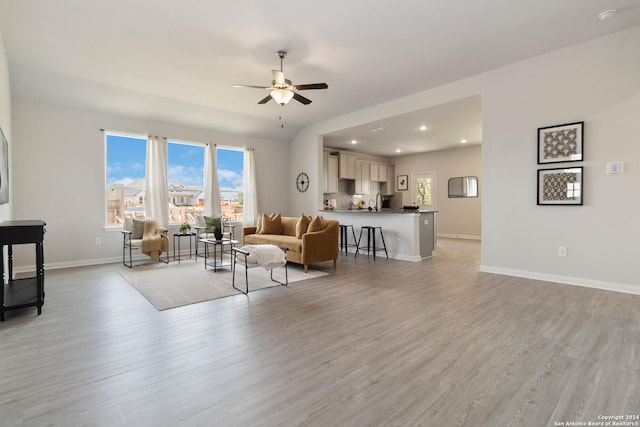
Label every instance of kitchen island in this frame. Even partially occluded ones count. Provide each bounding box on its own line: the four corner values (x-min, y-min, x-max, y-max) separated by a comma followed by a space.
320, 209, 436, 261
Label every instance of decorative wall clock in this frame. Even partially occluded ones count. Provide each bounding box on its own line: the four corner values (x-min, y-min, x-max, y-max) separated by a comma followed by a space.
296, 172, 309, 192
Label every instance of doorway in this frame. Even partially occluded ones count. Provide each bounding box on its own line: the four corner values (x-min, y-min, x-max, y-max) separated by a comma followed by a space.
411, 172, 436, 210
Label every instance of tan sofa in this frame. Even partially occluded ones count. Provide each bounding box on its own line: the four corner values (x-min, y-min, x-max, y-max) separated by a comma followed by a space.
242, 216, 338, 272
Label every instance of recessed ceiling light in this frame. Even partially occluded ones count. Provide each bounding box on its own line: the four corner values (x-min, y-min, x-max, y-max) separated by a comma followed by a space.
461, 139, 467, 144
351, 139, 357, 144
395, 149, 401, 153
598, 9, 616, 21
419, 125, 427, 131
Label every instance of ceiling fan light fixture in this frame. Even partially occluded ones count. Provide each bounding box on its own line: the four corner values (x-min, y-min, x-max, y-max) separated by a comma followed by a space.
271, 88, 294, 105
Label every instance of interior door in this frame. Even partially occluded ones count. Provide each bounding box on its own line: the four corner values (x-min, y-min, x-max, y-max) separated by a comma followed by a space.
411, 172, 436, 210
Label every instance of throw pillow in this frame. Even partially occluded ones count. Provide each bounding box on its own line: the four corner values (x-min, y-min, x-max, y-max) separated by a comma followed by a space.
132, 218, 145, 239
259, 213, 282, 234
307, 215, 327, 233
295, 214, 312, 239
255, 212, 264, 234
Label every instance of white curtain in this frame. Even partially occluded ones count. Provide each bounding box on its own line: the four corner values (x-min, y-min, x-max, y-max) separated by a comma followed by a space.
204, 143, 221, 217
145, 135, 169, 228
243, 148, 258, 226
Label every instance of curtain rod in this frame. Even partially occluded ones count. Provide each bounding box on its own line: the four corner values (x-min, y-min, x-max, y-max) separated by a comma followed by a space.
100, 129, 169, 140
100, 129, 214, 147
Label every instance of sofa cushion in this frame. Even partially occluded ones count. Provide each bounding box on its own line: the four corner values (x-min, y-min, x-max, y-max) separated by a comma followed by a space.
256, 212, 278, 234
281, 217, 297, 237
259, 213, 282, 234
295, 214, 312, 239
307, 215, 326, 233
243, 233, 302, 254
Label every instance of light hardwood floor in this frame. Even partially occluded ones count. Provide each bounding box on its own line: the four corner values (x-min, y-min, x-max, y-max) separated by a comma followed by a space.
1, 238, 639, 426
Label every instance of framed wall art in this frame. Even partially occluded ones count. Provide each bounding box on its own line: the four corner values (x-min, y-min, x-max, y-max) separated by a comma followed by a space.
0, 127, 8, 204
537, 167, 583, 206
397, 175, 408, 191
537, 121, 583, 164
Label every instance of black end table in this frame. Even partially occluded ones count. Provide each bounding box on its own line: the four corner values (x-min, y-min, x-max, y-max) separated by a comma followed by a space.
173, 232, 196, 263
0, 220, 46, 321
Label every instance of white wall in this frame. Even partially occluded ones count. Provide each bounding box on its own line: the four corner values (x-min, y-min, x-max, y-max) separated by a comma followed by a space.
394, 145, 481, 239
12, 98, 290, 268
291, 26, 640, 291
0, 29, 11, 221
480, 28, 640, 291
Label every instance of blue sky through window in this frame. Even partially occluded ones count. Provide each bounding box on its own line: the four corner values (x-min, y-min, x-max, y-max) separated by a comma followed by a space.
106, 135, 146, 185
106, 135, 244, 192
168, 142, 204, 187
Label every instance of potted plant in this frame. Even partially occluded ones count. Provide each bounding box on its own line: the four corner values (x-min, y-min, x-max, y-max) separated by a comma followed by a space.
179, 222, 191, 234
206, 216, 223, 240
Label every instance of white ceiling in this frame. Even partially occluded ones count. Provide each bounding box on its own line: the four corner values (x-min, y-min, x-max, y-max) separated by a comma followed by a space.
323, 95, 482, 157
1, 1, 639, 147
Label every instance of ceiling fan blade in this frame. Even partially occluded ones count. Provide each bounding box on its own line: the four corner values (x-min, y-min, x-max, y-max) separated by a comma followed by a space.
294, 83, 328, 90
272, 70, 285, 85
293, 92, 312, 105
257, 95, 272, 104
233, 84, 271, 90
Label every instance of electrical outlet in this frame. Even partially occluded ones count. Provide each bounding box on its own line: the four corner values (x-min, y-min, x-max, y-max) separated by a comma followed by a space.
95, 237, 102, 245
558, 246, 567, 257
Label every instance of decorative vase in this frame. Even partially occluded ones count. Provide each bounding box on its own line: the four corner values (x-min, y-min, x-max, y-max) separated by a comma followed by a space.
214, 227, 223, 241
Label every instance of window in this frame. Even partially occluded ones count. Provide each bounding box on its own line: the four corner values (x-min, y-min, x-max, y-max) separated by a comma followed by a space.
412, 172, 436, 210
167, 141, 205, 224
217, 147, 244, 221
105, 134, 245, 226
105, 133, 147, 226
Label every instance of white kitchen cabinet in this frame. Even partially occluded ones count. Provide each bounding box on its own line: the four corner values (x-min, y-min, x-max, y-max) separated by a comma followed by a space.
323, 151, 340, 193
370, 162, 380, 181
369, 163, 389, 183
339, 152, 356, 179
327, 155, 339, 193
355, 161, 370, 194
381, 165, 394, 194
379, 164, 388, 182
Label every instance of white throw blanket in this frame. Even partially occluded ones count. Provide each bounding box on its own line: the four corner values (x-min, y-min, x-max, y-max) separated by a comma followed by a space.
240, 244, 286, 270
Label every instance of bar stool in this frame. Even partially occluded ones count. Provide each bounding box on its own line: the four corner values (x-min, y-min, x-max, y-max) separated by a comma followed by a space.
356, 226, 388, 260
338, 224, 358, 255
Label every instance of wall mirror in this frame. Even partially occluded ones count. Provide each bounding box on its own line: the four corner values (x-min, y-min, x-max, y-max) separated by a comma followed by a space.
448, 176, 478, 198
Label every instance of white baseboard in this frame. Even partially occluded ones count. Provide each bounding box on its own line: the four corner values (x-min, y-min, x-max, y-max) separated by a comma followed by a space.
12, 256, 120, 274
12, 250, 197, 274
340, 248, 423, 262
393, 254, 425, 262
479, 265, 640, 296
437, 234, 481, 241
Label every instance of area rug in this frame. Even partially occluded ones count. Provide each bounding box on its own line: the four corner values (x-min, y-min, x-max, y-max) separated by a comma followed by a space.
117, 260, 328, 311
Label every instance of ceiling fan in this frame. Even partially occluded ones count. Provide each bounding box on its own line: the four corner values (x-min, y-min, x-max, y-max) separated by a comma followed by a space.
233, 50, 328, 106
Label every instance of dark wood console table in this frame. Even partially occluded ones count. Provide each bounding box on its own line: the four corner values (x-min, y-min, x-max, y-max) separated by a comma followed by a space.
0, 220, 46, 321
